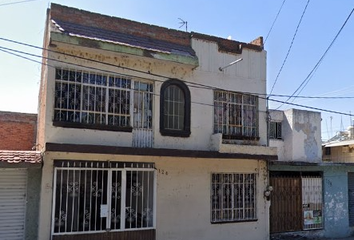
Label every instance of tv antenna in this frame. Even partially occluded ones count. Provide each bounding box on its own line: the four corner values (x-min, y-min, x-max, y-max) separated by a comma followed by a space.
178, 18, 188, 32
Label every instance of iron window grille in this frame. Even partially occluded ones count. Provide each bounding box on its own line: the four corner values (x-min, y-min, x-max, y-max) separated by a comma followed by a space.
211, 173, 257, 223
52, 161, 156, 235
269, 121, 282, 140
54, 68, 153, 131
214, 91, 258, 140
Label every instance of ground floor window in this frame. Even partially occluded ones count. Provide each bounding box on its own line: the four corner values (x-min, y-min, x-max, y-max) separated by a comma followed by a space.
270, 172, 323, 233
211, 173, 257, 223
52, 160, 155, 235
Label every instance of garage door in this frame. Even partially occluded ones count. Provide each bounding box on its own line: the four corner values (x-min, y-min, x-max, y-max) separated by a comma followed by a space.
0, 169, 27, 240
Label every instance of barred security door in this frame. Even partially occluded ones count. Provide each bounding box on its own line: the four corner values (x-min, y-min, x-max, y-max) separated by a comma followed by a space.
52, 161, 155, 237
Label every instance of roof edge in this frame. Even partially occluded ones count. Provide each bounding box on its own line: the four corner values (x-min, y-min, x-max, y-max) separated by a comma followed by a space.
50, 32, 199, 67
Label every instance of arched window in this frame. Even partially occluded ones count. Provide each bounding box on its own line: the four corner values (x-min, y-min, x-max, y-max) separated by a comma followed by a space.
160, 79, 191, 137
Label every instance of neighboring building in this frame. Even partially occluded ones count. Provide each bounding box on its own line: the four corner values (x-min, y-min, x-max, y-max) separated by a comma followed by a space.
0, 111, 42, 240
269, 109, 354, 239
323, 125, 354, 236
36, 4, 277, 240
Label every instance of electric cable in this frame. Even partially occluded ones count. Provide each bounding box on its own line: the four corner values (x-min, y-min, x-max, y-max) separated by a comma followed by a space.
276, 7, 354, 109
264, 0, 287, 44
268, 0, 310, 96
0, 41, 353, 117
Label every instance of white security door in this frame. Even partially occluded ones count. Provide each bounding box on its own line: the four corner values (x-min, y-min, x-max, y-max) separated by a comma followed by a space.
0, 169, 27, 240
132, 81, 153, 148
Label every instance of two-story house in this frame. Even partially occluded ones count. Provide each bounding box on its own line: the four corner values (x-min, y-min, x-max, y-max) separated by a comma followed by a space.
0, 111, 41, 240
269, 109, 354, 239
37, 4, 277, 240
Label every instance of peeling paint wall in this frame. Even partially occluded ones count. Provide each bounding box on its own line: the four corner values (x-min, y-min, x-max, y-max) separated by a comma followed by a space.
271, 109, 321, 162
323, 169, 350, 238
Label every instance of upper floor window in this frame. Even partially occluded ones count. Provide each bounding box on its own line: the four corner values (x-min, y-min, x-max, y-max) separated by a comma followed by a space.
54, 68, 153, 132
214, 91, 258, 139
269, 121, 282, 140
160, 79, 191, 137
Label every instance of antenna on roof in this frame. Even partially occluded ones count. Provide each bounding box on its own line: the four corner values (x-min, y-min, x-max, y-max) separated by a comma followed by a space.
178, 18, 188, 32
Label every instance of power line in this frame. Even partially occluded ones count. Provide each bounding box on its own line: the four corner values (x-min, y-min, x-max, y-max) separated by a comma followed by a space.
264, 0, 287, 44
269, 94, 354, 99
0, 0, 38, 7
268, 0, 310, 96
283, 7, 354, 105
1, 39, 354, 118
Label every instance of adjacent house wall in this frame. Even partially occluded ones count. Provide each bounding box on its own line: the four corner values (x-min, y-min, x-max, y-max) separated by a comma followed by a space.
0, 111, 37, 150
0, 111, 41, 240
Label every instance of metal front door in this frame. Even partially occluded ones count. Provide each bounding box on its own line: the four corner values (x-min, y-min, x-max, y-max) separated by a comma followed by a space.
270, 172, 302, 233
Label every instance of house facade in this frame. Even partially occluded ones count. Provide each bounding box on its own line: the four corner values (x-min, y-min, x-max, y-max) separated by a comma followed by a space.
0, 111, 42, 240
269, 109, 354, 239
37, 4, 277, 240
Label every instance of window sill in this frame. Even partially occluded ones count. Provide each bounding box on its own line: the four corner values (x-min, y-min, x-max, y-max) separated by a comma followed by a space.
222, 134, 260, 141
160, 129, 191, 138
269, 138, 283, 141
53, 121, 133, 132
211, 219, 258, 224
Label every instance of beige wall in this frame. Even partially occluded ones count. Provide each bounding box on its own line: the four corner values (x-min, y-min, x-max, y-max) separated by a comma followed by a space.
38, 37, 268, 151
38, 152, 269, 240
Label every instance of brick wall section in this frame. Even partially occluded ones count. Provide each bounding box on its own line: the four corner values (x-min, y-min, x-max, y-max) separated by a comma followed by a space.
0, 111, 37, 150
50, 3, 191, 47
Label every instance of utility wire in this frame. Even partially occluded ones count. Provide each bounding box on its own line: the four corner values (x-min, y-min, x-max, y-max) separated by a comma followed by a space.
0, 37, 214, 91
1, 40, 354, 118
268, 0, 310, 96
3, 42, 354, 101
0, 0, 38, 7
264, 0, 287, 44
284, 7, 354, 104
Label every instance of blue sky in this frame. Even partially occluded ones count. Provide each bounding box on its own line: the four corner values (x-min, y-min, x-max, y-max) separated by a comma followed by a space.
0, 0, 353, 141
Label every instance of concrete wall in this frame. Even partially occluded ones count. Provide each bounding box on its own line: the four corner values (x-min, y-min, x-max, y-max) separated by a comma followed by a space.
323, 167, 350, 238
37, 37, 268, 151
269, 110, 285, 160
270, 109, 322, 162
38, 152, 269, 240
26, 168, 42, 240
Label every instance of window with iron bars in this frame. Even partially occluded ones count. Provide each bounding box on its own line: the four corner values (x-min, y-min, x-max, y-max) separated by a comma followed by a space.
214, 91, 258, 139
211, 173, 257, 223
52, 161, 155, 235
54, 68, 153, 131
269, 121, 282, 140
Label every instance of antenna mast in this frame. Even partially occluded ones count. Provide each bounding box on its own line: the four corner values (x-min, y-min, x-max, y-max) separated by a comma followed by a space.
178, 18, 188, 32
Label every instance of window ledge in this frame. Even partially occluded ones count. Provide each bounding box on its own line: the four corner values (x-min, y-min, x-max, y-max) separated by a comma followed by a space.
160, 129, 191, 138
53, 121, 133, 132
211, 219, 258, 224
222, 134, 260, 141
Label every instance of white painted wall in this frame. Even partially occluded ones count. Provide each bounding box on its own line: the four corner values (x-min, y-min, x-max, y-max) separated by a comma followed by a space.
270, 109, 322, 162
39, 37, 268, 151
37, 153, 270, 240
269, 110, 285, 161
